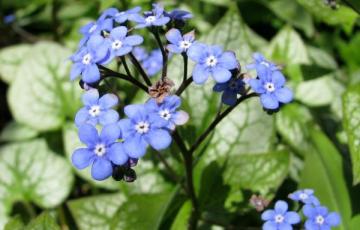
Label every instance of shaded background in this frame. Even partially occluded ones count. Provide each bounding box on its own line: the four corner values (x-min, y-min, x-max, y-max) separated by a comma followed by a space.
0, 0, 360, 229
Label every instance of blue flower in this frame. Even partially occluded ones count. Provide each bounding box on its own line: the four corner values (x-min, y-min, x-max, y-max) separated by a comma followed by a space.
213, 78, 245, 106
187, 42, 238, 84
165, 29, 195, 54
165, 9, 192, 22
118, 104, 172, 158
142, 49, 163, 76
145, 95, 189, 130
70, 35, 109, 83
289, 189, 320, 206
249, 69, 293, 110
247, 52, 279, 76
78, 18, 113, 47
133, 47, 149, 61
132, 4, 170, 29
75, 89, 119, 127
261, 200, 301, 230
303, 205, 340, 230
4, 14, 15, 24
106, 26, 143, 60
72, 124, 129, 180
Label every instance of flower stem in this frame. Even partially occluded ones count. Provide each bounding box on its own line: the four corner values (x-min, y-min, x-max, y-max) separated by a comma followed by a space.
175, 77, 193, 96
152, 28, 168, 81
128, 52, 152, 86
182, 53, 188, 82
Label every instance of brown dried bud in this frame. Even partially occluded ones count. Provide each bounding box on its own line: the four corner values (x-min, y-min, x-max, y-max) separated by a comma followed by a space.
148, 78, 175, 103
249, 194, 270, 212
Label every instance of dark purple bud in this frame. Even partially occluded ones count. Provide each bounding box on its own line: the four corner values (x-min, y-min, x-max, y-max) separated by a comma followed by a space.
112, 165, 125, 181
123, 168, 137, 183
129, 158, 138, 167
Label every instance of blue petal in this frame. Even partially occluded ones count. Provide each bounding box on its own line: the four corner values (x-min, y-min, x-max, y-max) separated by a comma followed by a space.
72, 148, 94, 169
275, 87, 293, 104
211, 66, 232, 83
249, 79, 266, 94
144, 99, 159, 113
260, 94, 279, 110
145, 129, 172, 150
123, 134, 148, 158
110, 26, 128, 40
173, 111, 189, 125
263, 221, 277, 230
88, 35, 105, 50
99, 94, 118, 109
317, 206, 328, 216
153, 17, 170, 26
272, 71, 286, 88
100, 124, 120, 145
75, 107, 90, 127
78, 124, 99, 147
165, 28, 183, 44
303, 204, 316, 218
123, 35, 144, 46
274, 200, 288, 214
91, 158, 113, 180
261, 210, 275, 221
221, 90, 237, 106
183, 30, 195, 42
115, 14, 128, 23
305, 220, 318, 230
208, 45, 223, 56
278, 223, 292, 230
114, 46, 133, 56
70, 63, 83, 80
83, 64, 100, 83
118, 119, 134, 139
320, 225, 331, 230
325, 212, 340, 226
100, 18, 113, 31
192, 64, 210, 84
166, 44, 182, 54
187, 42, 207, 62
163, 95, 181, 110
82, 89, 99, 106
130, 14, 145, 23
124, 104, 147, 120
213, 82, 228, 92
285, 211, 300, 224
107, 143, 129, 165
99, 109, 119, 125
218, 51, 238, 70
127, 6, 141, 14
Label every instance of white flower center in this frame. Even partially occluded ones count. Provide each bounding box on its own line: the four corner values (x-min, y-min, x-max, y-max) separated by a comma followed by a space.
112, 40, 123, 50
145, 16, 156, 24
89, 24, 97, 33
135, 121, 150, 134
159, 109, 171, 120
260, 61, 270, 67
299, 193, 309, 200
264, 82, 275, 92
316, 215, 325, 225
89, 105, 101, 117
274, 214, 284, 223
180, 40, 192, 49
94, 144, 106, 156
206, 55, 217, 67
82, 53, 92, 65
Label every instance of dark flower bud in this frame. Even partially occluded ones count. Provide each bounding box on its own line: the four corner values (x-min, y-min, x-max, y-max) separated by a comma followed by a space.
112, 165, 125, 181
123, 168, 137, 182
129, 158, 138, 167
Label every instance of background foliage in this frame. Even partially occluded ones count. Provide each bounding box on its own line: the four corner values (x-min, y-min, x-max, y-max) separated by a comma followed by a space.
0, 0, 359, 229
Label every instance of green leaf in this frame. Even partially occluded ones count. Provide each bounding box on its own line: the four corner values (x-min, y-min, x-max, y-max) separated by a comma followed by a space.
307, 46, 337, 70
4, 216, 24, 230
276, 104, 313, 154
68, 193, 127, 230
266, 26, 310, 65
300, 129, 351, 230
8, 42, 81, 131
0, 139, 73, 229
0, 121, 38, 142
223, 151, 290, 195
351, 215, 360, 230
25, 212, 60, 230
338, 33, 360, 73
110, 193, 172, 230
295, 75, 345, 107
342, 84, 360, 184
297, 0, 358, 34
62, 123, 120, 190
0, 44, 31, 84
170, 201, 192, 230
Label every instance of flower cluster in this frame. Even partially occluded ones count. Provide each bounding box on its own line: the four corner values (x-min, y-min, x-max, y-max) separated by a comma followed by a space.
261, 189, 340, 230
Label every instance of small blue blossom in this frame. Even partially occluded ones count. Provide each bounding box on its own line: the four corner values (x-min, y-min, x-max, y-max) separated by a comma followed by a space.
166, 29, 195, 54
213, 78, 245, 106
118, 104, 172, 158
303, 205, 340, 230
247, 52, 279, 76
145, 95, 189, 130
165, 9, 192, 22
132, 4, 170, 29
289, 189, 320, 206
75, 89, 119, 127
249, 69, 293, 110
105, 26, 143, 60
133, 47, 149, 62
78, 18, 113, 47
70, 35, 110, 83
187, 42, 238, 84
142, 49, 163, 76
4, 14, 15, 24
72, 124, 129, 180
261, 200, 301, 230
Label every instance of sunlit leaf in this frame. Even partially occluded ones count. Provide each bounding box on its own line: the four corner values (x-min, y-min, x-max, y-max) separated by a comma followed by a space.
0, 121, 38, 142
